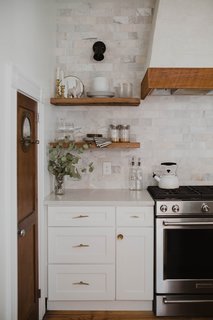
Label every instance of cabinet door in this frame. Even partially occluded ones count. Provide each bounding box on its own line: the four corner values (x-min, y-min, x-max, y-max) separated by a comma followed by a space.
48, 227, 115, 263
116, 227, 153, 300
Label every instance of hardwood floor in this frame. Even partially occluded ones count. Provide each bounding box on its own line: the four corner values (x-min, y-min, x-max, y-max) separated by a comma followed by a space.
43, 310, 212, 320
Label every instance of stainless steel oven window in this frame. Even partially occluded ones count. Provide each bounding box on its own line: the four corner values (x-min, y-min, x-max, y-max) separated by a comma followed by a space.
164, 228, 213, 279
156, 218, 213, 294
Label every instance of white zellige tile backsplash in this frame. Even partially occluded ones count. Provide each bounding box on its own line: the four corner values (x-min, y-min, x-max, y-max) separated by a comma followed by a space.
52, 0, 213, 189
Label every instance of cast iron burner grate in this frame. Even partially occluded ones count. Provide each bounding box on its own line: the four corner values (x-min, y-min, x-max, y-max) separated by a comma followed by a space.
147, 185, 213, 200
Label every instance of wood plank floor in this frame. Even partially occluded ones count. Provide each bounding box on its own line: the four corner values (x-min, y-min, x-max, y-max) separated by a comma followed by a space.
43, 310, 213, 320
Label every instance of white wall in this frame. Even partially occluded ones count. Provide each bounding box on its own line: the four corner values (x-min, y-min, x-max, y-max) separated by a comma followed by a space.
148, 0, 213, 66
0, 62, 12, 320
0, 1, 54, 319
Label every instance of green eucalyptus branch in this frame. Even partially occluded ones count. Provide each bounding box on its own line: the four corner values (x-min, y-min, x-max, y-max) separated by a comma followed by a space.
48, 142, 94, 180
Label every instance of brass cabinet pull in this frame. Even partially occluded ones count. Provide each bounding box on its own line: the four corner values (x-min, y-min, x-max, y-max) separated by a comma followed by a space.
117, 234, 124, 240
73, 243, 90, 248
73, 281, 89, 286
72, 215, 89, 219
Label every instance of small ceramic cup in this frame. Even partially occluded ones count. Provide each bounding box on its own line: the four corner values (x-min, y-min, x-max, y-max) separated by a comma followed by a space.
92, 77, 109, 92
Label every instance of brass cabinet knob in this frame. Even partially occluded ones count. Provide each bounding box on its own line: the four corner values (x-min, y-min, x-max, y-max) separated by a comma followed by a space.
117, 234, 124, 240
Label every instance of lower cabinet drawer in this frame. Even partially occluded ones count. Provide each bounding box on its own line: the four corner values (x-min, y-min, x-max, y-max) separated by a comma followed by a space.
48, 264, 115, 300
116, 207, 153, 227
48, 206, 115, 227
48, 227, 115, 263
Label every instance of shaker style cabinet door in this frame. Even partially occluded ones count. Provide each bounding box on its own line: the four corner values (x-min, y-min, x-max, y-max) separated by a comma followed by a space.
116, 206, 154, 300
116, 226, 153, 300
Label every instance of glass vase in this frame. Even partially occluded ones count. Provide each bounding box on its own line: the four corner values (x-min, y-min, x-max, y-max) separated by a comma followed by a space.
54, 175, 65, 195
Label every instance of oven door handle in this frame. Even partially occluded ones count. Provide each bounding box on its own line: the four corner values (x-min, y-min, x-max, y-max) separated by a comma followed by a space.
163, 297, 213, 304
163, 221, 213, 227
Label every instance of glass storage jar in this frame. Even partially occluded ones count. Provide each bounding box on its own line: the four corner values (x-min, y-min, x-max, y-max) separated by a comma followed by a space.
119, 124, 130, 142
109, 124, 119, 142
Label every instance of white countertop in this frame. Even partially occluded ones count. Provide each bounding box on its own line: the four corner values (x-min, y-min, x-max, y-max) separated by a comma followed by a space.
44, 189, 154, 206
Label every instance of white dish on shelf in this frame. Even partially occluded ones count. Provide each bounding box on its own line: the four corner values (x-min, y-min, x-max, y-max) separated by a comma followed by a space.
87, 91, 115, 97
62, 76, 84, 98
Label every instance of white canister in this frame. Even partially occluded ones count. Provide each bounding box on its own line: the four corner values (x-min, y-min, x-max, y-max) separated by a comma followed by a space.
92, 77, 109, 92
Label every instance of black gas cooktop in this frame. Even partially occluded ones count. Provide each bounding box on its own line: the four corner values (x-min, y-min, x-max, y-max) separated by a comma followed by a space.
147, 185, 213, 201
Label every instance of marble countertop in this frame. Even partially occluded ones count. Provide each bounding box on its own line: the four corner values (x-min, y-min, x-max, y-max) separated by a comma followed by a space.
44, 189, 154, 206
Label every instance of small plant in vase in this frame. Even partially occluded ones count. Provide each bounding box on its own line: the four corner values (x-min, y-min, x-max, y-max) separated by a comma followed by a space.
48, 142, 94, 195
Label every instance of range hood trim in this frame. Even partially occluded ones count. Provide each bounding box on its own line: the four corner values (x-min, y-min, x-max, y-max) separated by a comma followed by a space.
141, 68, 213, 99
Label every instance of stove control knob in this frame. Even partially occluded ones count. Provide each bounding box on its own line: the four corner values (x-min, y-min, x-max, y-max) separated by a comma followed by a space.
172, 205, 180, 213
160, 205, 168, 213
201, 203, 210, 213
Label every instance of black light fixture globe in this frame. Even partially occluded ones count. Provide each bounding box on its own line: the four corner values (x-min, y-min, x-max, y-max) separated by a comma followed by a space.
93, 41, 106, 61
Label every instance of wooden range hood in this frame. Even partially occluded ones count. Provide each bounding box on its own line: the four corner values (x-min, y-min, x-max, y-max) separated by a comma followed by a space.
141, 67, 213, 99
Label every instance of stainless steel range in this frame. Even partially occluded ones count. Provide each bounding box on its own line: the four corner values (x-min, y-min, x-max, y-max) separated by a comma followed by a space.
147, 185, 213, 317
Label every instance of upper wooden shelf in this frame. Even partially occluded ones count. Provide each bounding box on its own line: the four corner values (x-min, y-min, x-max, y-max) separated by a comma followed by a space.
50, 97, 140, 106
49, 141, 140, 149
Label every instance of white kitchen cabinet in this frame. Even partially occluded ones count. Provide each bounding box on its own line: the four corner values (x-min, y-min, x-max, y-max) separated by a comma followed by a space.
116, 207, 153, 301
46, 201, 153, 310
47, 206, 116, 301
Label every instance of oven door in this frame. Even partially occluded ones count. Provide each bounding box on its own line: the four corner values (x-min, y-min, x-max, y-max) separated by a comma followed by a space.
156, 217, 213, 294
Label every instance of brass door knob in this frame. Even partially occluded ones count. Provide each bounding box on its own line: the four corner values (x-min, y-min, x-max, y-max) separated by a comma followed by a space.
117, 234, 124, 240
18, 229, 26, 237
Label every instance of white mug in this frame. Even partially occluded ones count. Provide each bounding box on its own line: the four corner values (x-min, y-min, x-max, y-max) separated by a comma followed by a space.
92, 77, 109, 92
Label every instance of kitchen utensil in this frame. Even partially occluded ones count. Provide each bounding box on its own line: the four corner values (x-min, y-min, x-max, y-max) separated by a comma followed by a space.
153, 162, 179, 189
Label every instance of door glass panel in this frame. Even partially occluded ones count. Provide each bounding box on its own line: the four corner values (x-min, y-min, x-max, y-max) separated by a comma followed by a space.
21, 113, 32, 151
164, 229, 213, 279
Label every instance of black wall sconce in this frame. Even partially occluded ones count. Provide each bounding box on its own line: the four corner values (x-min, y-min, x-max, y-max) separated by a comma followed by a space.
93, 41, 106, 61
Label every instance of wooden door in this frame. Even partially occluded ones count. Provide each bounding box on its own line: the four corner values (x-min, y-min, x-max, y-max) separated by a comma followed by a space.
17, 92, 39, 320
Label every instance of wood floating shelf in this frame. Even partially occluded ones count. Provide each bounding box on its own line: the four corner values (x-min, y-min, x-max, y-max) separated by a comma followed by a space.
49, 141, 140, 149
50, 97, 140, 106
